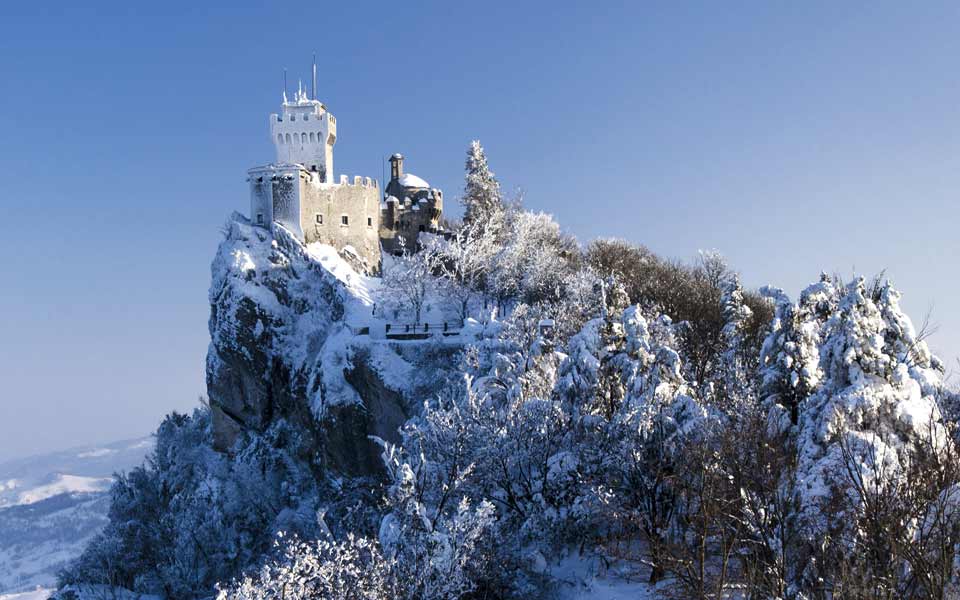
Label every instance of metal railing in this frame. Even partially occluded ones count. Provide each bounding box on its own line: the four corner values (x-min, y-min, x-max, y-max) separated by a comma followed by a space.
384, 321, 464, 335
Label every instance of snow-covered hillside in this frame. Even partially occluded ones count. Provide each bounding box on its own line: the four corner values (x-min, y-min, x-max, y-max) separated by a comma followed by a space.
0, 589, 53, 600
0, 438, 152, 594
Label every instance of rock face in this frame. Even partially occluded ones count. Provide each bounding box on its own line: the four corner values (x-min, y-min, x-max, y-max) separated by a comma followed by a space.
206, 214, 430, 477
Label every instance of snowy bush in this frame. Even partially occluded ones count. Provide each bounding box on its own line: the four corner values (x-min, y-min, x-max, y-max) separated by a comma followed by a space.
59, 409, 324, 599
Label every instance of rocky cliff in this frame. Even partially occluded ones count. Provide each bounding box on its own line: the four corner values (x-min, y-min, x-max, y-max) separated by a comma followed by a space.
206, 214, 455, 477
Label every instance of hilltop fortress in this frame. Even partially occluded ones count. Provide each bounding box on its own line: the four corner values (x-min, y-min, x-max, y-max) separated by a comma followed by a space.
247, 72, 443, 272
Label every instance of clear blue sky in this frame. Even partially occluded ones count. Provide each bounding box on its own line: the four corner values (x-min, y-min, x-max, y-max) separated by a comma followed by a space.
1, 1, 958, 460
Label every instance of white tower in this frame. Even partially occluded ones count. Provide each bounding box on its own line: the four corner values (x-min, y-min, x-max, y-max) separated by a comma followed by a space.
269, 71, 337, 182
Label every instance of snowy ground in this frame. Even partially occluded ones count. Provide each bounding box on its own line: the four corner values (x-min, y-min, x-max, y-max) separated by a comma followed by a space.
566, 578, 657, 599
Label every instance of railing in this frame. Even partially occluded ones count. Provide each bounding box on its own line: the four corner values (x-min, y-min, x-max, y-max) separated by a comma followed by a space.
385, 321, 463, 335
385, 321, 464, 339
348, 321, 466, 340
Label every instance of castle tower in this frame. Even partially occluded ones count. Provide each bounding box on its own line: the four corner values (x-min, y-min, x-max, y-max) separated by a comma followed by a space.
389, 153, 404, 180
270, 77, 337, 182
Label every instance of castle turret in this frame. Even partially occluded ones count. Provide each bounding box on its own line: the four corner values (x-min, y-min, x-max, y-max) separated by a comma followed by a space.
381, 153, 444, 254
248, 62, 380, 272
389, 153, 404, 180
270, 81, 337, 182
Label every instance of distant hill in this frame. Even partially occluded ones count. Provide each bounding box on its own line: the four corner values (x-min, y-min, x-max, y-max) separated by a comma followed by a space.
0, 437, 152, 594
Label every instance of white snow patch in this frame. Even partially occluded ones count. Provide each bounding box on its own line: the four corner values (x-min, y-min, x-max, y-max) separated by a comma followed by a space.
305, 242, 379, 311
16, 475, 112, 506
76, 448, 114, 459
367, 344, 415, 392
398, 173, 429, 188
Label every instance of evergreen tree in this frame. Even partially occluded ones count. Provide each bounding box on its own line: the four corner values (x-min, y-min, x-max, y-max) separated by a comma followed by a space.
759, 273, 837, 432
461, 140, 503, 226
788, 278, 952, 593
711, 273, 755, 411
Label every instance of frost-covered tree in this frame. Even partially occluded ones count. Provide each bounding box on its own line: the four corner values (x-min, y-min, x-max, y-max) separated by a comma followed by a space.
762, 277, 955, 596
461, 140, 503, 227
379, 247, 437, 324
795, 279, 948, 518
709, 273, 756, 412
217, 534, 395, 600
488, 209, 578, 312
60, 409, 323, 599
600, 308, 708, 583
554, 318, 602, 416
426, 213, 502, 321
759, 273, 838, 432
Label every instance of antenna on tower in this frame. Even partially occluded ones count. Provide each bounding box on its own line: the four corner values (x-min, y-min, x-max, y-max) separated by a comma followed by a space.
312, 53, 317, 100
283, 68, 288, 104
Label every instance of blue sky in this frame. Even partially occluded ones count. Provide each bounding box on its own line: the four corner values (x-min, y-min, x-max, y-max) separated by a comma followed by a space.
1, 1, 958, 459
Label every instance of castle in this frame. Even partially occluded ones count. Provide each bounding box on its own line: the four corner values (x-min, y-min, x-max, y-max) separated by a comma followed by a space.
247, 69, 444, 272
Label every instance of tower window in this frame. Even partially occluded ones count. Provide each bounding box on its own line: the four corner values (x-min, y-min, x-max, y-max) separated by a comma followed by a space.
257, 213, 264, 225
285, 133, 291, 144
277, 134, 283, 144
316, 214, 323, 224
341, 215, 349, 226
309, 132, 315, 142
367, 217, 372, 227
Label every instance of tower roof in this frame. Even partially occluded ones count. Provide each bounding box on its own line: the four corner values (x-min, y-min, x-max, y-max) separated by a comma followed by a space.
398, 173, 430, 189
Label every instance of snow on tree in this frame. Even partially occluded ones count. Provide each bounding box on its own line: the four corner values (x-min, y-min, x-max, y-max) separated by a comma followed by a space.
600, 306, 709, 583
710, 273, 756, 412
759, 273, 838, 432
554, 318, 602, 417
485, 208, 580, 318
376, 438, 497, 600
593, 278, 633, 419
782, 278, 954, 592
461, 140, 503, 227
59, 409, 324, 599
424, 213, 502, 321
217, 533, 395, 600
379, 246, 437, 324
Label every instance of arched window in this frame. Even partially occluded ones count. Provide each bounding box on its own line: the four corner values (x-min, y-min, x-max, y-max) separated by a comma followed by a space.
277, 134, 283, 144
285, 133, 291, 144
301, 133, 307, 143
309, 132, 315, 142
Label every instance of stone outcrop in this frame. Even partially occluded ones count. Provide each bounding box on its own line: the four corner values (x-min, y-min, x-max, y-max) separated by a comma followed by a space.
206, 213, 420, 477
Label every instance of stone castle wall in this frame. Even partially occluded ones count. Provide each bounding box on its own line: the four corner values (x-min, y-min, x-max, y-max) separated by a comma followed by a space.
247, 167, 381, 271
300, 175, 381, 271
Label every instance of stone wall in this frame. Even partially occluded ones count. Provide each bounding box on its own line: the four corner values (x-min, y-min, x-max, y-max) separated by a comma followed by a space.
248, 166, 382, 272
300, 175, 381, 271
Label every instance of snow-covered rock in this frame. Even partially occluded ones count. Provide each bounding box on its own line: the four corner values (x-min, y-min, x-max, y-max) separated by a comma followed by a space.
206, 213, 457, 476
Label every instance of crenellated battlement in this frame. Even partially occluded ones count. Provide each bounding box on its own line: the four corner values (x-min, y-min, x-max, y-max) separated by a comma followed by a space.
247, 60, 442, 271
269, 81, 336, 181
335, 174, 378, 188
